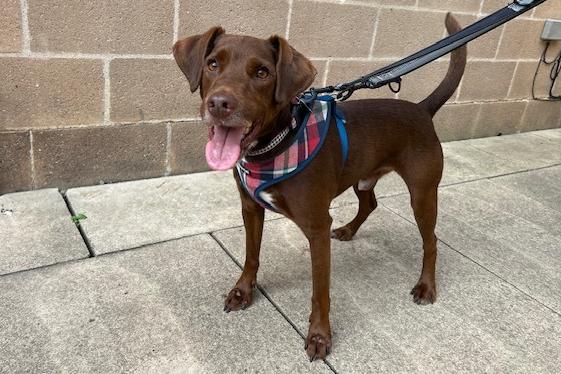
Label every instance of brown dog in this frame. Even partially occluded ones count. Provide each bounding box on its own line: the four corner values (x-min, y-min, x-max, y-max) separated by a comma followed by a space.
173, 13, 466, 361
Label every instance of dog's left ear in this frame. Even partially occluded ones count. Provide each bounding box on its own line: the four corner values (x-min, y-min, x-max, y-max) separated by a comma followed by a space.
269, 36, 317, 104
173, 27, 225, 93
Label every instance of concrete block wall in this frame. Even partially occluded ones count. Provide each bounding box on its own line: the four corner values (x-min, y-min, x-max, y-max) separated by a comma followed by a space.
1, 0, 560, 193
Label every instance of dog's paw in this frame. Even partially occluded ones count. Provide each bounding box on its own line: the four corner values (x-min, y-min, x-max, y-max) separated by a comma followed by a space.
305, 326, 332, 362
224, 287, 253, 312
330, 226, 355, 241
411, 282, 437, 305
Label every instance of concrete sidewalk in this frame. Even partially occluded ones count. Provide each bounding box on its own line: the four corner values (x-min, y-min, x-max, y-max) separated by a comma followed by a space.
1, 129, 561, 373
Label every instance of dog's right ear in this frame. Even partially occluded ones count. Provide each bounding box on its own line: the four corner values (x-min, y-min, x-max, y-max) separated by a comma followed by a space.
173, 27, 225, 93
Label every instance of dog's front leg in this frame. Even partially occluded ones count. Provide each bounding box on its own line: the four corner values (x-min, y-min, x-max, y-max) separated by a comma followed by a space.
299, 214, 333, 361
224, 176, 265, 312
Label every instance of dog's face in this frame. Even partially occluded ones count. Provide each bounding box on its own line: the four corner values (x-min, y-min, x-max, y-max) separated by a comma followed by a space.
173, 28, 317, 170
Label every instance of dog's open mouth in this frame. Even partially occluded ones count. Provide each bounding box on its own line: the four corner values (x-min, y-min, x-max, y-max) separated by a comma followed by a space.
205, 122, 259, 171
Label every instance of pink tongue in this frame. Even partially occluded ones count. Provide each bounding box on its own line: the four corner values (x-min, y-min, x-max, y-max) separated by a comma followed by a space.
205, 126, 244, 171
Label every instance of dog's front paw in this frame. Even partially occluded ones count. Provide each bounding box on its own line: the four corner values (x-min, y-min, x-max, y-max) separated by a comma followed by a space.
411, 282, 437, 305
305, 325, 332, 361
224, 286, 253, 312
330, 226, 355, 241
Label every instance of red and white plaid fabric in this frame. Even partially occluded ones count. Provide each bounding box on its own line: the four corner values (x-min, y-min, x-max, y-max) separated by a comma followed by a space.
236, 98, 332, 211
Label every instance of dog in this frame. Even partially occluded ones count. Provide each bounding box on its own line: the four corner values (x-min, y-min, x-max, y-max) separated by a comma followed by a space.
173, 13, 466, 361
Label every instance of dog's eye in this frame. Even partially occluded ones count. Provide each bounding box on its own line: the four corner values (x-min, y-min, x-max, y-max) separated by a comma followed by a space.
256, 67, 269, 79
207, 59, 219, 71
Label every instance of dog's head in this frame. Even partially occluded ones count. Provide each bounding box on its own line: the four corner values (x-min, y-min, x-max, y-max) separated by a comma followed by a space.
173, 28, 317, 170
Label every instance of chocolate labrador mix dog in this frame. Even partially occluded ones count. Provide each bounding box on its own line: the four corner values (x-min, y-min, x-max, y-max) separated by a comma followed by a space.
173, 13, 466, 361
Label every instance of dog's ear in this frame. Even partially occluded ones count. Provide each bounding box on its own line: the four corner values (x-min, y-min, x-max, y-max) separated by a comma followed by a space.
269, 36, 317, 104
173, 27, 225, 93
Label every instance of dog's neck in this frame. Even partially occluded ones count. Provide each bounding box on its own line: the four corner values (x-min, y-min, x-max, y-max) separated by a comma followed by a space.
246, 105, 295, 160
259, 106, 293, 141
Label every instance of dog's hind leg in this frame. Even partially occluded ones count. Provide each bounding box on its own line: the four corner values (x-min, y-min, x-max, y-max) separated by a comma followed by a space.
408, 185, 439, 305
399, 152, 442, 305
331, 182, 378, 241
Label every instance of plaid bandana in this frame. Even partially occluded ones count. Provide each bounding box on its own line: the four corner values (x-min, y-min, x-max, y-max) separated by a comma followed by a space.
236, 96, 348, 212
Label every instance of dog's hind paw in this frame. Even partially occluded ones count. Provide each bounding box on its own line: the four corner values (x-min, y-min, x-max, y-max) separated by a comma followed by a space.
330, 226, 355, 241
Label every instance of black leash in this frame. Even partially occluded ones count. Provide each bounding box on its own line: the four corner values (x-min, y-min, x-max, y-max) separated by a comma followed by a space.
304, 0, 549, 101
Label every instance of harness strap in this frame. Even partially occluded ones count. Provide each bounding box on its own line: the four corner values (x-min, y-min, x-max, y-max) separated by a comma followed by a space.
334, 107, 348, 167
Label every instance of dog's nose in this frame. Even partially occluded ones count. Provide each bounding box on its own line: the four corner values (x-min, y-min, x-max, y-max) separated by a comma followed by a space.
207, 93, 238, 119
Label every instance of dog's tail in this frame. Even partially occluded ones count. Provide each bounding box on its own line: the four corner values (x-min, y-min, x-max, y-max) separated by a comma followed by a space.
419, 13, 467, 117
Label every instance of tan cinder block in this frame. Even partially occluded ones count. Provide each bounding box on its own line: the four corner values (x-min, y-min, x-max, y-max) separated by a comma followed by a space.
0, 58, 103, 129
0, 131, 32, 194
0, 0, 21, 52
418, 0, 481, 13
327, 60, 396, 99
456, 14, 503, 58
32, 123, 167, 189
354, 0, 416, 6
533, 0, 561, 19
433, 103, 480, 141
180, 0, 287, 38
481, 0, 506, 14
309, 59, 327, 88
373, 9, 444, 58
169, 121, 210, 175
111, 59, 200, 122
28, 0, 173, 54
519, 100, 561, 132
509, 61, 552, 99
398, 61, 449, 103
458, 61, 516, 101
486, 0, 556, 18
496, 19, 550, 59
472, 101, 526, 138
289, 2, 377, 58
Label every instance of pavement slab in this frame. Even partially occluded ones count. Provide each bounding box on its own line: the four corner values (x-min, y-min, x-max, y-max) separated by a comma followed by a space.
0, 188, 89, 275
493, 164, 561, 213
0, 234, 330, 374
532, 127, 561, 140
464, 132, 561, 170
66, 172, 248, 255
213, 205, 561, 373
439, 141, 524, 186
440, 130, 561, 186
383, 167, 561, 313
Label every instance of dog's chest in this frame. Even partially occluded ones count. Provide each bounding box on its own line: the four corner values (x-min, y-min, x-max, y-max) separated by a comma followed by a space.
236, 98, 335, 212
